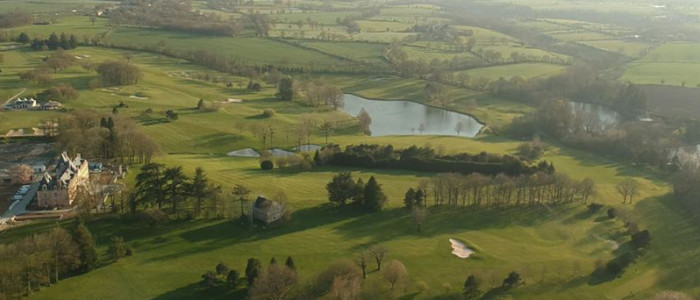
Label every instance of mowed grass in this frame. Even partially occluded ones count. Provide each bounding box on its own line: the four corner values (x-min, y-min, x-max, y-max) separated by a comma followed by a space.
453, 63, 566, 81
581, 40, 652, 57
622, 42, 700, 86
1, 45, 699, 299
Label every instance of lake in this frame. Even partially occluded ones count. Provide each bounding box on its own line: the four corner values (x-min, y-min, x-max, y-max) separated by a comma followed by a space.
340, 94, 484, 137
570, 101, 622, 128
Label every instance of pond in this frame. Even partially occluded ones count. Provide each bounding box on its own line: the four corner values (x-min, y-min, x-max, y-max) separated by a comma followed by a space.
340, 94, 484, 137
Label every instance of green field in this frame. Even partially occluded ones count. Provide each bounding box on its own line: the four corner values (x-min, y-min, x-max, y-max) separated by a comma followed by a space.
1, 1, 699, 299
453, 63, 566, 81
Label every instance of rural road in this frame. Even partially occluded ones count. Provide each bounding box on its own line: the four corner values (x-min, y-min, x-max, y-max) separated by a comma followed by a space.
2, 88, 27, 107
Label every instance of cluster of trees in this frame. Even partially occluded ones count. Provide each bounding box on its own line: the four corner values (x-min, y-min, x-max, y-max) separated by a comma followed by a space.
0, 224, 98, 299
57, 110, 159, 163
96, 61, 142, 86
316, 144, 555, 176
510, 99, 675, 168
420, 171, 596, 207
200, 256, 298, 300
492, 64, 646, 118
36, 82, 79, 101
326, 172, 387, 212
671, 168, 700, 215
28, 32, 78, 51
7, 164, 33, 184
130, 164, 223, 218
297, 80, 343, 108
19, 49, 78, 88
109, 0, 243, 36
0, 12, 31, 28
335, 9, 380, 33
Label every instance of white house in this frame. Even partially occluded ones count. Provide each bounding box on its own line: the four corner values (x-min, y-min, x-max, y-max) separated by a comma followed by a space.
5, 98, 38, 110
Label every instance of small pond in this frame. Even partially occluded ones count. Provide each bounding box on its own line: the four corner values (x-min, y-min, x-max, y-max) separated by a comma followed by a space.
340, 94, 484, 137
570, 101, 622, 127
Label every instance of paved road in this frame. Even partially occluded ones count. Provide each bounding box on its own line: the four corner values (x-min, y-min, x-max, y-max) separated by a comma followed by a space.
0, 180, 39, 224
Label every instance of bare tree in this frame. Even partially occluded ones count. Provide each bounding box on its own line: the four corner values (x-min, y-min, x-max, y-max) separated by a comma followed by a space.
355, 251, 369, 279
368, 245, 388, 270
418, 123, 426, 135
616, 178, 639, 204
357, 108, 372, 135
8, 164, 33, 184
382, 260, 408, 290
411, 206, 427, 232
250, 264, 298, 300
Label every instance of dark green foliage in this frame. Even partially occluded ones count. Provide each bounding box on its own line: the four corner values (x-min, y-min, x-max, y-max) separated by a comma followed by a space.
201, 271, 219, 288
260, 160, 274, 170
269, 257, 277, 265
404, 188, 416, 209
607, 208, 617, 219
277, 77, 294, 101
363, 176, 387, 212
247, 81, 261, 92
631, 230, 650, 249
216, 262, 230, 276
326, 172, 358, 206
17, 32, 30, 44
463, 275, 481, 299
29, 32, 79, 50
606, 253, 634, 275
165, 110, 179, 120
587, 203, 603, 212
108, 236, 128, 262
245, 258, 262, 287
227, 270, 240, 287
502, 271, 521, 289
74, 223, 98, 272
197, 98, 205, 109
285, 256, 296, 271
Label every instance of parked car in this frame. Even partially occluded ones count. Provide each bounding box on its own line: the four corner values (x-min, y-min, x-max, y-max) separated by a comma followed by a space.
12, 195, 23, 201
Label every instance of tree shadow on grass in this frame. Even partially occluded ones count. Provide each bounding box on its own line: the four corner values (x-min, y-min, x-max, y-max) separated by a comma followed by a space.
151, 282, 244, 300
334, 205, 568, 251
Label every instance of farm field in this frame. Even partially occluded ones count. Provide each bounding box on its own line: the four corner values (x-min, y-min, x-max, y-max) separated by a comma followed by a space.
451, 63, 566, 81
1, 0, 700, 299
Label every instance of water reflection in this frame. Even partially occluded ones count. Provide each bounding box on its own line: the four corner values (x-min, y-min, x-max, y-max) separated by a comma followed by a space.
340, 94, 484, 137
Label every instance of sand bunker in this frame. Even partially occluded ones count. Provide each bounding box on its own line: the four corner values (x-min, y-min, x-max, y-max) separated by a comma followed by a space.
294, 144, 322, 152
129, 95, 148, 100
227, 148, 260, 158
271, 149, 295, 157
449, 238, 475, 258
220, 98, 243, 103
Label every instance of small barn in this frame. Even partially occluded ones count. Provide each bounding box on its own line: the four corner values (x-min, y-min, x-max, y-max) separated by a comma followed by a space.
252, 196, 285, 223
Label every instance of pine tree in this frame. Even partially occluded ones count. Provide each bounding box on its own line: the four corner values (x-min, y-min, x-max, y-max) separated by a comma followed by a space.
285, 256, 296, 271
404, 187, 416, 208
363, 176, 387, 212
313, 150, 322, 166
73, 223, 97, 272
245, 258, 262, 287
270, 257, 277, 265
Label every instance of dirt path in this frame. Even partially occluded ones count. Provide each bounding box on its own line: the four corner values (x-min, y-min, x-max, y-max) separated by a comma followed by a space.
2, 88, 27, 107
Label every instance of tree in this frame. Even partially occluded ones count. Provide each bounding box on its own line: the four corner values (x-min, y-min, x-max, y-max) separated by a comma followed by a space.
216, 262, 230, 276
404, 188, 416, 209
411, 206, 427, 232
47, 226, 80, 283
316, 260, 362, 295
96, 61, 142, 85
73, 223, 97, 272
356, 251, 369, 279
362, 176, 387, 212
246, 258, 263, 287
277, 77, 294, 101
190, 167, 219, 218
17, 32, 30, 44
326, 172, 358, 206
227, 269, 240, 287
108, 236, 128, 262
502, 272, 521, 289
250, 264, 298, 300
320, 120, 333, 144
357, 108, 372, 135
368, 245, 388, 270
163, 166, 189, 215
285, 256, 296, 271
382, 260, 407, 290
463, 275, 481, 299
616, 178, 640, 204
8, 164, 33, 184
201, 271, 219, 288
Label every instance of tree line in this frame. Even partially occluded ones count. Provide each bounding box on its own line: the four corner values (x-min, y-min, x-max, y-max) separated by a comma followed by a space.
415, 171, 596, 208
0, 224, 101, 300
57, 110, 159, 164
315, 144, 555, 177
24, 32, 78, 51
326, 172, 388, 212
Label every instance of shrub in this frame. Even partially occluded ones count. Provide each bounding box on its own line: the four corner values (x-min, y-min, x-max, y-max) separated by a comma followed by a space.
606, 252, 634, 275
631, 230, 650, 249
262, 108, 276, 118
607, 208, 617, 219
260, 160, 274, 170
136, 209, 170, 227
587, 203, 603, 212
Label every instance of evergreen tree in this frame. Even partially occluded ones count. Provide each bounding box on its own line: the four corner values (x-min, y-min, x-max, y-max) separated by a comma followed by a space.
276, 77, 294, 101
47, 32, 59, 50
404, 187, 416, 208
352, 177, 365, 204
59, 32, 69, 50
363, 176, 387, 212
227, 269, 240, 286
285, 256, 296, 271
17, 32, 30, 44
216, 262, 229, 276
108, 236, 128, 262
313, 150, 322, 166
245, 258, 262, 287
73, 223, 97, 272
68, 34, 77, 49
415, 188, 425, 207
326, 172, 357, 206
